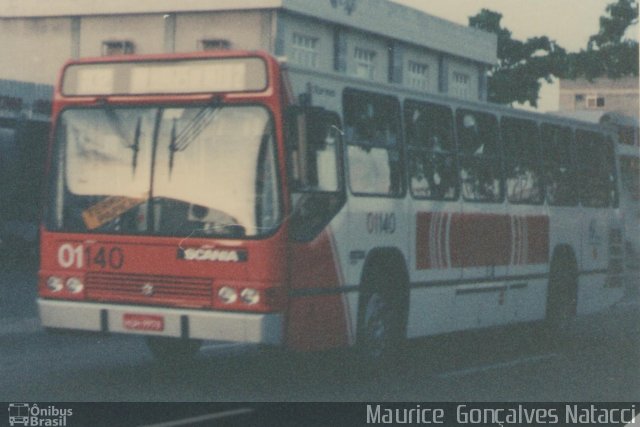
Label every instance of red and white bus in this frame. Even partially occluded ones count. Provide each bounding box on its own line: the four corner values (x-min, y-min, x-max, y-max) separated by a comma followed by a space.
38, 50, 626, 364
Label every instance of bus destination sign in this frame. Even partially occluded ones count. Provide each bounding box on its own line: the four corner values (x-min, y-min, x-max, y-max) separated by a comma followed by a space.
62, 57, 268, 96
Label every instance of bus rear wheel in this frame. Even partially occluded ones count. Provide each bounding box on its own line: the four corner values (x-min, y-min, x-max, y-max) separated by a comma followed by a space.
146, 336, 202, 364
544, 251, 578, 345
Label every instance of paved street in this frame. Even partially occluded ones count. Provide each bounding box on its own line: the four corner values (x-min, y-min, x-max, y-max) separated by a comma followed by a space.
1, 266, 638, 403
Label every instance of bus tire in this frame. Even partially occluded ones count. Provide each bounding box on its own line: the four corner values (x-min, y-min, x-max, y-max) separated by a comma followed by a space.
544, 249, 578, 344
355, 266, 408, 373
146, 336, 201, 364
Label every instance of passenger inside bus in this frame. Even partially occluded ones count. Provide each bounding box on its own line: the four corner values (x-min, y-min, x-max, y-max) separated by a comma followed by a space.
458, 112, 501, 202
345, 97, 400, 195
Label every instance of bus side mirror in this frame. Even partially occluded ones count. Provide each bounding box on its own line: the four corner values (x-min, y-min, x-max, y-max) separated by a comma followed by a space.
285, 106, 331, 150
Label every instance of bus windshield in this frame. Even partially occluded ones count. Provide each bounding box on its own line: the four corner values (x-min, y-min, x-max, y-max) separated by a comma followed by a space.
48, 104, 281, 238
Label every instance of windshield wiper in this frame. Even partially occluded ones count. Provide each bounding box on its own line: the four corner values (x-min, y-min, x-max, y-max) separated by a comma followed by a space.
169, 118, 177, 175
131, 117, 141, 174
104, 107, 143, 175
168, 102, 221, 177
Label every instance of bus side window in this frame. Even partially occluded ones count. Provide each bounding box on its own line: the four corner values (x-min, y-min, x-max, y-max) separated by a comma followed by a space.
541, 124, 578, 206
404, 100, 457, 200
343, 89, 403, 197
577, 130, 612, 208
456, 109, 502, 202
502, 117, 543, 204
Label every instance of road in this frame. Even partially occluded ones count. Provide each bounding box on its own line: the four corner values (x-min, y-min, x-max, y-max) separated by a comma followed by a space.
1, 266, 638, 403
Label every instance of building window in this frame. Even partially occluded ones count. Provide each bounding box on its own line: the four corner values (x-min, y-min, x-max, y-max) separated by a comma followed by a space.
575, 94, 585, 102
450, 72, 470, 99
101, 40, 135, 56
407, 61, 429, 90
291, 33, 318, 68
199, 39, 231, 51
587, 95, 605, 108
354, 47, 376, 80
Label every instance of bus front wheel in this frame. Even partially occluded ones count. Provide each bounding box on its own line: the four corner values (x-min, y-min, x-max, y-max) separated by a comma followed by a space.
356, 287, 406, 372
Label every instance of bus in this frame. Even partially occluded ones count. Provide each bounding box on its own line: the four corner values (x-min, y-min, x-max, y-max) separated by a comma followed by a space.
38, 50, 625, 366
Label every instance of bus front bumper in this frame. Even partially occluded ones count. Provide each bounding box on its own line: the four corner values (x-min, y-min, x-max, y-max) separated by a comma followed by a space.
38, 299, 282, 344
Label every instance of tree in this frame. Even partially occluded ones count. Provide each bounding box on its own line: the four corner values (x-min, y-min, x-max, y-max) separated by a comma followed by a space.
566, 0, 639, 79
469, 1, 638, 106
468, 9, 566, 107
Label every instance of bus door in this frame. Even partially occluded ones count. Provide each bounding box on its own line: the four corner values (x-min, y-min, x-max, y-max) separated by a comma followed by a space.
285, 105, 350, 351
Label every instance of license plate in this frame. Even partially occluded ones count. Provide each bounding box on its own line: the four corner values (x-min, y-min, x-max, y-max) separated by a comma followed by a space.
123, 313, 164, 332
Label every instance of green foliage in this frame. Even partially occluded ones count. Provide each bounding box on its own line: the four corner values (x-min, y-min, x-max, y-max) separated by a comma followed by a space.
566, 0, 639, 79
469, 1, 638, 105
469, 9, 566, 106
590, 0, 638, 48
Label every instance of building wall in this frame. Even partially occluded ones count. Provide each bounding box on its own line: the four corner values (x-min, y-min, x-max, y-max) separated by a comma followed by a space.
0, 6, 491, 101
277, 12, 484, 100
559, 77, 639, 119
0, 18, 72, 84
79, 15, 165, 57
278, 13, 335, 73
175, 11, 271, 53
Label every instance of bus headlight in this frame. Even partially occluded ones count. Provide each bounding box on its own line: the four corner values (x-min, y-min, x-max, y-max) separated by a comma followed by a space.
218, 286, 238, 304
46, 277, 64, 293
240, 288, 260, 305
66, 277, 84, 294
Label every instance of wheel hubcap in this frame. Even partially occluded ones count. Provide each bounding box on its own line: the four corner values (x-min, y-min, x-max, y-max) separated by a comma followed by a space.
363, 293, 390, 359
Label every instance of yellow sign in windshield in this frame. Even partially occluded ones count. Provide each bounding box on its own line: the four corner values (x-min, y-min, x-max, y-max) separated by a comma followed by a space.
82, 196, 146, 230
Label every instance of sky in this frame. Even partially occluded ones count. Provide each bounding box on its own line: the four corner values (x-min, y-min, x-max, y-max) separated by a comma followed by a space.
391, 0, 639, 111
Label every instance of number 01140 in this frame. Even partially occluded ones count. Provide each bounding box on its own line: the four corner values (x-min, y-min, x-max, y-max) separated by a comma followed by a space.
57, 243, 124, 269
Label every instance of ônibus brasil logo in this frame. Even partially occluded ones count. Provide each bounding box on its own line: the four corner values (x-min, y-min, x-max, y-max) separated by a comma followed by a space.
8, 404, 72, 426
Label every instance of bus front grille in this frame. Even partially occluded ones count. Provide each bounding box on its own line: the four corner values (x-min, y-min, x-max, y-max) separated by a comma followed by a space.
85, 272, 213, 308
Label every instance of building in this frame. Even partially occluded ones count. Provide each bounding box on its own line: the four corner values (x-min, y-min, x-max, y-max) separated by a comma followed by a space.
559, 76, 639, 119
0, 0, 497, 102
